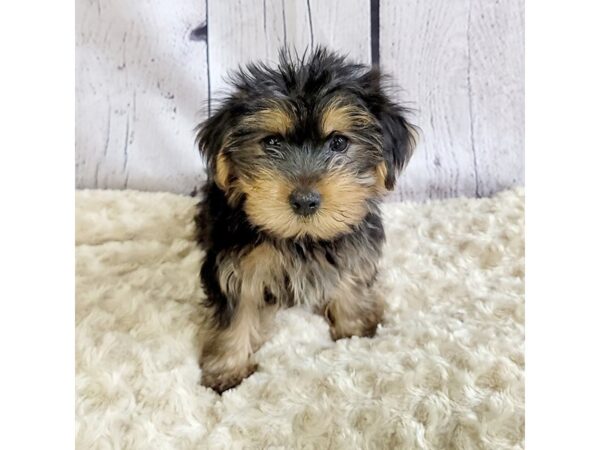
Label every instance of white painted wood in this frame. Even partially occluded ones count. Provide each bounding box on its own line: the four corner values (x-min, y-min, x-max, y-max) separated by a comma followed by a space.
469, 0, 524, 197
76, 0, 208, 193
380, 0, 524, 201
207, 0, 371, 102
380, 0, 477, 201
75, 0, 524, 200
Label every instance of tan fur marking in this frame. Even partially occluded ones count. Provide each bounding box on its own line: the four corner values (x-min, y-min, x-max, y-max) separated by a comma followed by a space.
240, 243, 283, 303
324, 275, 384, 340
321, 102, 375, 135
375, 161, 388, 192
240, 104, 293, 135
315, 169, 375, 234
238, 169, 378, 240
200, 244, 282, 392
237, 170, 298, 237
200, 302, 258, 393
215, 152, 231, 190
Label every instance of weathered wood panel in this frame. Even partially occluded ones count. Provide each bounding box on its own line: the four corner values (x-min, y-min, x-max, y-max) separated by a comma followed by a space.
469, 0, 524, 197
75, 0, 524, 200
75, 0, 208, 193
379, 0, 524, 201
208, 0, 371, 102
380, 0, 477, 201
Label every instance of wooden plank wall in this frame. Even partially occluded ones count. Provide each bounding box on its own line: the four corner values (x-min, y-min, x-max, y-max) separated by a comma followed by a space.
75, 0, 208, 192
76, 0, 524, 200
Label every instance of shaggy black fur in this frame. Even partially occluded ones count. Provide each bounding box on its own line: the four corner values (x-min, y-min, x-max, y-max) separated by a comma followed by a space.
193, 47, 415, 392
195, 47, 414, 327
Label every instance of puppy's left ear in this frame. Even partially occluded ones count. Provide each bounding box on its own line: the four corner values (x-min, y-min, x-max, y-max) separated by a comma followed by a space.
377, 102, 417, 190
360, 71, 417, 190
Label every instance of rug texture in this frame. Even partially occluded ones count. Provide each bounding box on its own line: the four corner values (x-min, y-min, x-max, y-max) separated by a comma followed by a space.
75, 189, 524, 450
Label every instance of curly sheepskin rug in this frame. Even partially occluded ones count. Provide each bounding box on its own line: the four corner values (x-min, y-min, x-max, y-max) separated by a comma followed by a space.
75, 188, 524, 449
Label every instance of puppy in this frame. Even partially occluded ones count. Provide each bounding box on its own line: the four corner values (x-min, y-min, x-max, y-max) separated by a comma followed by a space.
195, 48, 416, 393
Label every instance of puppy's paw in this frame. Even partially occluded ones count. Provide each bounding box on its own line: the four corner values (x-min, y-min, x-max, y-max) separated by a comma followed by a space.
326, 305, 382, 341
200, 362, 258, 394
329, 322, 379, 341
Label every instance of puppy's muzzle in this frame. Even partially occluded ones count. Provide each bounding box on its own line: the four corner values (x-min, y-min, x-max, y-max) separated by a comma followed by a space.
289, 188, 321, 217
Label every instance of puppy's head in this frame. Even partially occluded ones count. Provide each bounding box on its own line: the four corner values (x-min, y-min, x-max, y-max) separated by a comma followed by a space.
197, 48, 416, 241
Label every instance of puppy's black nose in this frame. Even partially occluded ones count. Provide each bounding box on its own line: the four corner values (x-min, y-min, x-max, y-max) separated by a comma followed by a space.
289, 189, 321, 216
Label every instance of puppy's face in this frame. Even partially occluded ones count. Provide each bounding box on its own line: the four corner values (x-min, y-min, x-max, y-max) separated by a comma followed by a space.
197, 49, 416, 241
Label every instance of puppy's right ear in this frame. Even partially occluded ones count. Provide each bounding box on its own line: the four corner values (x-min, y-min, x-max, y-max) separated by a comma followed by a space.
195, 109, 235, 190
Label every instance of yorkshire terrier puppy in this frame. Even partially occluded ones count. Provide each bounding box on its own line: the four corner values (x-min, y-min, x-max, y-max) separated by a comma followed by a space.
195, 48, 416, 393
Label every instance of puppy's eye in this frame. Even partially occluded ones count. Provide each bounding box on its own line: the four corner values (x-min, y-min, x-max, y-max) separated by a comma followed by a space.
329, 134, 349, 152
263, 135, 282, 147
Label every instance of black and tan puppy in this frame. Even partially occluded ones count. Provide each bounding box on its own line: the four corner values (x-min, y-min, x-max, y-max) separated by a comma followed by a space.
195, 48, 416, 393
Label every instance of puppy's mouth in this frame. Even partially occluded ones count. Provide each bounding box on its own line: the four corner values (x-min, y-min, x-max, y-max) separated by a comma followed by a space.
244, 189, 370, 241
237, 169, 377, 241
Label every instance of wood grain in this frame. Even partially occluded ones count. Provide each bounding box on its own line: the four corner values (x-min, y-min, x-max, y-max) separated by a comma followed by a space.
380, 0, 477, 201
207, 0, 371, 102
75, 0, 524, 200
468, 0, 524, 197
76, 0, 208, 193
379, 0, 524, 201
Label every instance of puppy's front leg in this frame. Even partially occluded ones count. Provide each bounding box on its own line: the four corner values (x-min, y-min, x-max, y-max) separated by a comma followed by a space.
199, 244, 278, 393
323, 273, 384, 341
200, 299, 260, 394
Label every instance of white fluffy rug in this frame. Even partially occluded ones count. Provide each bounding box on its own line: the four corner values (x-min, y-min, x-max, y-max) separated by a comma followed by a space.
75, 189, 524, 449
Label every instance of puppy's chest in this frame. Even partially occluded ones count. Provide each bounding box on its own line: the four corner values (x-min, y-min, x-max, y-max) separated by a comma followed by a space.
220, 241, 373, 309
